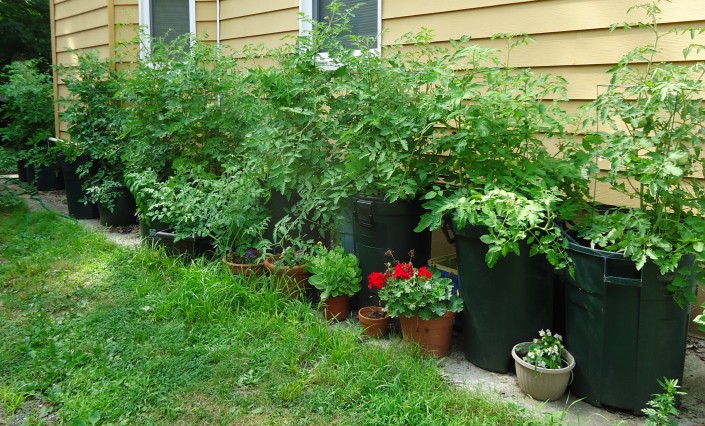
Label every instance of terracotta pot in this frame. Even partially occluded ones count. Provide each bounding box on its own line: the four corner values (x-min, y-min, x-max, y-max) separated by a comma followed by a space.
322, 295, 350, 321
263, 256, 310, 299
358, 306, 390, 338
511, 343, 576, 401
399, 311, 456, 358
222, 256, 265, 276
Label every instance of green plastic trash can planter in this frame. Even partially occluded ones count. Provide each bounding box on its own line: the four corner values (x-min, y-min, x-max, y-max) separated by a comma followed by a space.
451, 220, 554, 373
562, 230, 693, 414
27, 162, 64, 191
352, 194, 432, 309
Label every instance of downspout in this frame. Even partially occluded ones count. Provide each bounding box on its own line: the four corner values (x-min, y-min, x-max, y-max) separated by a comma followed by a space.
216, 0, 221, 46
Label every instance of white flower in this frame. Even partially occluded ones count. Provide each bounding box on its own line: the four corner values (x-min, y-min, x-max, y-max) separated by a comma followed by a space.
528, 352, 535, 358
539, 330, 545, 337
555, 333, 562, 341
538, 361, 547, 368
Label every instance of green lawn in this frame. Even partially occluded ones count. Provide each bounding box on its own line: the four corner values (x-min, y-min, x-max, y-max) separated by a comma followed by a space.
0, 202, 545, 425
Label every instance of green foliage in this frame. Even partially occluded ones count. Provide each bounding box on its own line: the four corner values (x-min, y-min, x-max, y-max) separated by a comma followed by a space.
642, 378, 685, 425
0, 59, 55, 166
0, 0, 51, 69
574, 1, 705, 304
58, 51, 127, 209
127, 164, 269, 254
120, 35, 258, 176
307, 245, 361, 300
416, 34, 586, 271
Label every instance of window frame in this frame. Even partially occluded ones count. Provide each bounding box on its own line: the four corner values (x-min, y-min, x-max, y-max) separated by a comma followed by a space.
300, 0, 382, 54
138, 0, 197, 56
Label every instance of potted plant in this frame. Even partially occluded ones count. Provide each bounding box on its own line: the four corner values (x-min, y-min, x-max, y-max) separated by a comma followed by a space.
0, 59, 61, 191
561, 2, 705, 412
58, 51, 135, 225
415, 34, 586, 373
511, 329, 575, 401
307, 244, 361, 320
372, 251, 463, 358
263, 239, 315, 300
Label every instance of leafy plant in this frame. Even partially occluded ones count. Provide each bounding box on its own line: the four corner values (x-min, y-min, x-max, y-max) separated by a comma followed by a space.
642, 378, 686, 425
307, 244, 361, 300
522, 329, 566, 370
371, 251, 463, 320
572, 1, 705, 305
58, 50, 128, 210
416, 34, 586, 272
0, 59, 56, 167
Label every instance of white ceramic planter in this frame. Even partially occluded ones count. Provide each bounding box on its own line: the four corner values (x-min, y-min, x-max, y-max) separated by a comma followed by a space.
511, 342, 576, 401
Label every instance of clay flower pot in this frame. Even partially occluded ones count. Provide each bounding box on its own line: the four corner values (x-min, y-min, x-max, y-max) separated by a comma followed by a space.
399, 311, 456, 358
511, 343, 576, 401
264, 256, 310, 299
322, 295, 351, 321
222, 255, 265, 276
358, 306, 390, 338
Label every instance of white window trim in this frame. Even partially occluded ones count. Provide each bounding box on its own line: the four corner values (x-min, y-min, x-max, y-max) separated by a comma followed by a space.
300, 0, 382, 53
138, 0, 197, 57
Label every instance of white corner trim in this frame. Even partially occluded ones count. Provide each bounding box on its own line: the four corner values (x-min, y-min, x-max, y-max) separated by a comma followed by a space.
300, 0, 313, 35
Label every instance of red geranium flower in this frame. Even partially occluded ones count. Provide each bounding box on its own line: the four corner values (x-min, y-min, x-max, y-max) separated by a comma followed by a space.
393, 263, 414, 280
417, 266, 432, 279
368, 272, 387, 290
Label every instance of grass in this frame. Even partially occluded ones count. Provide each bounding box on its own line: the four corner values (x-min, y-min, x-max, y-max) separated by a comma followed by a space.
0, 202, 546, 425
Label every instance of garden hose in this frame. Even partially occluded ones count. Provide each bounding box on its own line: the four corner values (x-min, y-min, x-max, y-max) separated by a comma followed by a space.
1, 175, 77, 238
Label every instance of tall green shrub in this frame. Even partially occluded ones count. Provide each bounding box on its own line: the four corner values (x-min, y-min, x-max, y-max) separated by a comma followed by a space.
58, 51, 128, 210
0, 59, 55, 166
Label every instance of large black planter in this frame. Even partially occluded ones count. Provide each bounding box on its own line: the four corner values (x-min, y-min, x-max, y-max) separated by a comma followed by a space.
27, 162, 64, 191
264, 189, 318, 243
154, 230, 214, 259
563, 231, 693, 414
98, 187, 137, 227
17, 159, 28, 182
60, 156, 98, 219
352, 194, 432, 308
453, 221, 554, 373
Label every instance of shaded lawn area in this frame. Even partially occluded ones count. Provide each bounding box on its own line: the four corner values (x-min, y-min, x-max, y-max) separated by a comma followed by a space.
0, 203, 541, 425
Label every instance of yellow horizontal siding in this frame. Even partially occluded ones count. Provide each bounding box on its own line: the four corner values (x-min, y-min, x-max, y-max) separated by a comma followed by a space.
383, 0, 702, 41
220, 7, 298, 40
114, 4, 138, 24
55, 0, 106, 20
55, 8, 108, 35
384, 0, 534, 19
222, 31, 297, 53
220, 0, 298, 20
55, 26, 110, 53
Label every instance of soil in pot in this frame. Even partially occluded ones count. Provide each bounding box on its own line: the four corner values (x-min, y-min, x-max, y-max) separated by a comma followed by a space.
358, 306, 390, 338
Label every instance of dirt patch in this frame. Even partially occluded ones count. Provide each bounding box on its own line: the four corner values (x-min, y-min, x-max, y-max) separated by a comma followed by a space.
0, 399, 58, 426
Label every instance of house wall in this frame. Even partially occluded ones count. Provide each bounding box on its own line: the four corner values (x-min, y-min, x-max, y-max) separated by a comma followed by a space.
51, 0, 110, 138
219, 0, 299, 54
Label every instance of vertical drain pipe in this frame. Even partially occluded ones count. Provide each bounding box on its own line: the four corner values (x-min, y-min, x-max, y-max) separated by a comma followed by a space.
216, 0, 221, 46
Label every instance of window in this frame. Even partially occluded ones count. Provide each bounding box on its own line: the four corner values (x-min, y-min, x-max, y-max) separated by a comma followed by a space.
139, 0, 196, 49
301, 0, 381, 51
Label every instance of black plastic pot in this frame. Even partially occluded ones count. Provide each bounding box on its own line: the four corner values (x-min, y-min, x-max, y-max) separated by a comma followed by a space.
265, 189, 318, 243
17, 159, 28, 182
59, 156, 98, 219
139, 217, 170, 239
98, 187, 137, 227
452, 221, 554, 373
352, 194, 432, 308
154, 230, 214, 259
27, 162, 64, 191
563, 231, 693, 413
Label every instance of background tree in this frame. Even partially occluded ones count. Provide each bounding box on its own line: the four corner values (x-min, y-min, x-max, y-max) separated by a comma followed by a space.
0, 0, 51, 71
